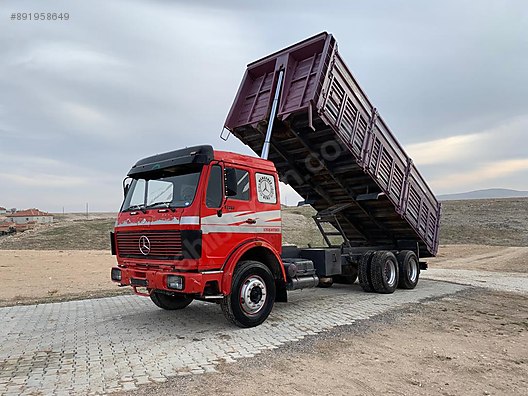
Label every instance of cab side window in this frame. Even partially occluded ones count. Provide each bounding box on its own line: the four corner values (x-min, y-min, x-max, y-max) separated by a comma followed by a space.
226, 167, 250, 201
206, 165, 223, 208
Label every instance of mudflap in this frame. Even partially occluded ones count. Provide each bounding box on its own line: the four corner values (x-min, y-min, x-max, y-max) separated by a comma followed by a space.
275, 282, 288, 302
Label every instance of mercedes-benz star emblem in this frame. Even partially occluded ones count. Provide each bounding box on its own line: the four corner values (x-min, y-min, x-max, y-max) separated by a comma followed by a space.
139, 235, 151, 256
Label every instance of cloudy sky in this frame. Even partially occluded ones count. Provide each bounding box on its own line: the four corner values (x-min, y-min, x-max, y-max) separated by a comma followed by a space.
1, 0, 527, 212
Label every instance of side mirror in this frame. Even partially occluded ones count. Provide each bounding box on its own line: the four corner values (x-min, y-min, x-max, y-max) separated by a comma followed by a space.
123, 178, 131, 198
225, 168, 238, 197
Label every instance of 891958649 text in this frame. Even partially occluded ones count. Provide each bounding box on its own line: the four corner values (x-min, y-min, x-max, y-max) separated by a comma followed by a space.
11, 12, 70, 21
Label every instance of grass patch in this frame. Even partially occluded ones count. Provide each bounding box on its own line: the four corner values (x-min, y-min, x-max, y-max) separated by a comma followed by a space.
0, 219, 115, 250
439, 198, 528, 246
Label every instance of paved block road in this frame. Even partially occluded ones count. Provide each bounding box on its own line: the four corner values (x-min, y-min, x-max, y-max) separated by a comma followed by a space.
0, 280, 466, 395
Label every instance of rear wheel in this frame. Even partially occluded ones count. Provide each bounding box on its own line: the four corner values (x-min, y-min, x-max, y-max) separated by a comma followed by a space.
397, 250, 420, 289
221, 260, 276, 328
358, 250, 375, 292
150, 291, 193, 310
369, 251, 399, 294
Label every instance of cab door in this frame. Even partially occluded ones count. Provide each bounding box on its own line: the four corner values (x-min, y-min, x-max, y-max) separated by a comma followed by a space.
200, 163, 255, 270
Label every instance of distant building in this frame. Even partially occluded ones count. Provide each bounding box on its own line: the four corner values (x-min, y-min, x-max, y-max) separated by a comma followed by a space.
0, 207, 6, 215
0, 221, 16, 235
7, 209, 54, 225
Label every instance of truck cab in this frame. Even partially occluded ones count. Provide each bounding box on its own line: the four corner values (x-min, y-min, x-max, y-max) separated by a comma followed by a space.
111, 145, 287, 327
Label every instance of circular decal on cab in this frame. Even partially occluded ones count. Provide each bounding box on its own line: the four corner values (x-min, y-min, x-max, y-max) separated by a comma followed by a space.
256, 173, 276, 204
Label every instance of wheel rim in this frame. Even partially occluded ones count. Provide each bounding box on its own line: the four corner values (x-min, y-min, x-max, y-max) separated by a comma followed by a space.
384, 259, 397, 287
408, 257, 418, 283
239, 275, 267, 316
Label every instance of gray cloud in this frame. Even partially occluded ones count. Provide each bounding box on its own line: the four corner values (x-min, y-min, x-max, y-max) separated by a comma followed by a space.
1, 0, 527, 211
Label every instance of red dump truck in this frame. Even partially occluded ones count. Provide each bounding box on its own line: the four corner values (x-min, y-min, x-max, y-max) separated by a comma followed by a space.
111, 32, 441, 327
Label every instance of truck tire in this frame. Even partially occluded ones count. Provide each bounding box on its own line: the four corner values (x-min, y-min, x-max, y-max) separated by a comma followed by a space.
221, 260, 276, 328
358, 250, 375, 292
369, 251, 399, 294
397, 250, 420, 289
150, 291, 193, 310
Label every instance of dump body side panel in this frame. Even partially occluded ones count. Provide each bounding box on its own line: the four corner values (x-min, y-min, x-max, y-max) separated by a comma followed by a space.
317, 52, 441, 256
225, 32, 440, 257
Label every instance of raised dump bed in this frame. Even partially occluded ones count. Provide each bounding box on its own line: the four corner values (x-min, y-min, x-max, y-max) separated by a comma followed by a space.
224, 32, 440, 257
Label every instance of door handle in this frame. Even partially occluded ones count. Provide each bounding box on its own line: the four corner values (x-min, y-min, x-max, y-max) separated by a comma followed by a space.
245, 218, 257, 224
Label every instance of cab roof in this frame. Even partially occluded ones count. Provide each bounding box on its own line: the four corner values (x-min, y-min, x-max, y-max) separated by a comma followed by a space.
128, 145, 276, 178
128, 145, 214, 177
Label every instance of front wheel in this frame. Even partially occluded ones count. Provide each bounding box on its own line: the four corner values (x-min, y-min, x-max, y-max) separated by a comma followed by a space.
150, 291, 193, 310
221, 260, 276, 328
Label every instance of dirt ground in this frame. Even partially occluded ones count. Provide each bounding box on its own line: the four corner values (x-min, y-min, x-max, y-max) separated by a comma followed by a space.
429, 244, 528, 273
0, 250, 126, 306
0, 244, 527, 306
127, 289, 527, 396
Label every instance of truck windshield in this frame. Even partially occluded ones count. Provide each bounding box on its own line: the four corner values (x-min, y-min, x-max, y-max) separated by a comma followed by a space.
122, 167, 202, 211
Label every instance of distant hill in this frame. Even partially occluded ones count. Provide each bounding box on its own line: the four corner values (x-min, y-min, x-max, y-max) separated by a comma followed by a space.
437, 188, 528, 201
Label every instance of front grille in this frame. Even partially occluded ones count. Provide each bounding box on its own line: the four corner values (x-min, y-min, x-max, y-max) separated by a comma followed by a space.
116, 230, 183, 260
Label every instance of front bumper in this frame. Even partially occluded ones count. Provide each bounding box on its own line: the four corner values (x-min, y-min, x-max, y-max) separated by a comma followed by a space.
111, 266, 221, 295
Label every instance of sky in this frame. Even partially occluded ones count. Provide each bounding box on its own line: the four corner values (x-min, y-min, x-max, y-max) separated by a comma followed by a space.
0, 0, 527, 212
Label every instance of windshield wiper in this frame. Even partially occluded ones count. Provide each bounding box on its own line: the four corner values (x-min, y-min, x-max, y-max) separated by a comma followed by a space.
146, 201, 175, 211
126, 204, 146, 213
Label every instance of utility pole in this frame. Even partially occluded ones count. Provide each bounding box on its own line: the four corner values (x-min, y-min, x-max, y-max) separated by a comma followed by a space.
86, 202, 88, 218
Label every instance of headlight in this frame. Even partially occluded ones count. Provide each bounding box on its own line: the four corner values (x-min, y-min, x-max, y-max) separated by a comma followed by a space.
111, 268, 122, 281
167, 275, 184, 290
